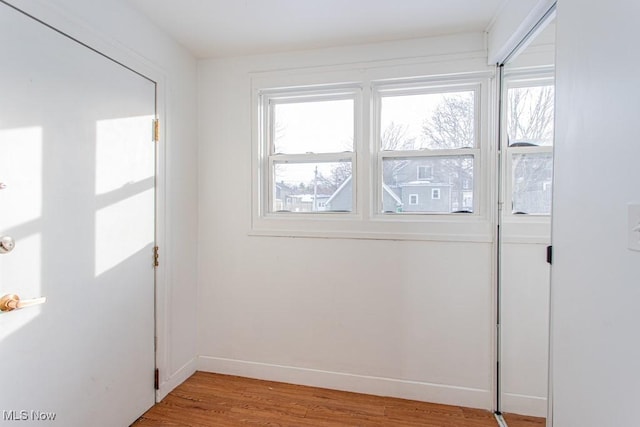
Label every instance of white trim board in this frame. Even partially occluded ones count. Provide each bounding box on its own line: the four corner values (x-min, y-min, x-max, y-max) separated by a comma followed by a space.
198, 356, 492, 410
502, 392, 548, 418
157, 357, 198, 401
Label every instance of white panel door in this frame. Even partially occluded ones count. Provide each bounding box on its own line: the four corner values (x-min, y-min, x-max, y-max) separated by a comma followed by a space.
0, 4, 156, 426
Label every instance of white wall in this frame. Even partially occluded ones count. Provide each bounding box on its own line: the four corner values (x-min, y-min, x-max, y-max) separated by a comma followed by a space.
551, 0, 640, 425
198, 34, 497, 409
3, 0, 200, 399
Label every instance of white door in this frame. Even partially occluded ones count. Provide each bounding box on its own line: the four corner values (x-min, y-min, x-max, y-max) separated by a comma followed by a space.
0, 4, 156, 426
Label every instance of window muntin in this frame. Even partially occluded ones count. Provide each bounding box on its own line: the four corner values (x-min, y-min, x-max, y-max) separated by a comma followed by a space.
376, 84, 480, 215
263, 89, 358, 215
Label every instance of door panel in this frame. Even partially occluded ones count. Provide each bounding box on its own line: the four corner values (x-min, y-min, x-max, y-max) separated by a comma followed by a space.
0, 4, 156, 426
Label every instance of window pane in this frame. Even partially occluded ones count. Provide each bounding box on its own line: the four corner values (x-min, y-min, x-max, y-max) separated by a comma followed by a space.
507, 85, 555, 146
273, 161, 352, 212
512, 153, 553, 215
273, 99, 354, 154
380, 90, 475, 150
382, 156, 474, 213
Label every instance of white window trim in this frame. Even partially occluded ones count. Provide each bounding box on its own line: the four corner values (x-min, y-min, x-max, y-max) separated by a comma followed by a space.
250, 62, 496, 242
409, 194, 419, 205
432, 188, 441, 200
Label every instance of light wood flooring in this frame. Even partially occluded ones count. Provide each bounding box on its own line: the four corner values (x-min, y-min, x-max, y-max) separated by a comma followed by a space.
132, 372, 545, 427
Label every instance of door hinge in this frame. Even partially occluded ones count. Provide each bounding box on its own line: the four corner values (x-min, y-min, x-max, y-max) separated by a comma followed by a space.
546, 245, 553, 264
152, 119, 159, 142
154, 368, 159, 390
153, 246, 159, 268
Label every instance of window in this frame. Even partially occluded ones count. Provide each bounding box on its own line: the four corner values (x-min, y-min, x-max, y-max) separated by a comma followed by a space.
376, 83, 480, 214
417, 165, 433, 180
253, 69, 492, 241
262, 88, 357, 214
505, 76, 554, 215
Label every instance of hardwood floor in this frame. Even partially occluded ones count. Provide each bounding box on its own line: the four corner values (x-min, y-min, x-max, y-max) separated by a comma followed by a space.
132, 372, 501, 426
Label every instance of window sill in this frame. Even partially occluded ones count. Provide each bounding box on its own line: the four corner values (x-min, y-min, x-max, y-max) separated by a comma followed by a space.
250, 214, 494, 242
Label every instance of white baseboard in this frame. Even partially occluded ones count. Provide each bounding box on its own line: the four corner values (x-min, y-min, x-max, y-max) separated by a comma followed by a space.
502, 392, 547, 418
198, 355, 491, 410
156, 357, 198, 401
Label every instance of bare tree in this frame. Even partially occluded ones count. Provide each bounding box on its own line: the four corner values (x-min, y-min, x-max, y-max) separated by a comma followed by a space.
507, 86, 554, 144
422, 93, 474, 149
316, 162, 352, 194
418, 86, 554, 212
381, 122, 416, 186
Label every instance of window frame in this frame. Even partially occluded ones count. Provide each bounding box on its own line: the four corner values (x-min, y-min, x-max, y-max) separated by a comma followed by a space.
251, 66, 495, 242
372, 79, 484, 217
259, 86, 361, 217
502, 71, 555, 218
417, 165, 433, 181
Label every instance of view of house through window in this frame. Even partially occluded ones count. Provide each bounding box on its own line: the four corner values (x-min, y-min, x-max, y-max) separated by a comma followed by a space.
378, 87, 479, 213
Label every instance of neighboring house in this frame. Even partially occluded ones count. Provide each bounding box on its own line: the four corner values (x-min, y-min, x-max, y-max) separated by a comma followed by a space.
388, 159, 473, 213
275, 182, 331, 212
398, 181, 452, 213
327, 158, 473, 213
274, 182, 293, 211
326, 159, 473, 213
325, 175, 403, 213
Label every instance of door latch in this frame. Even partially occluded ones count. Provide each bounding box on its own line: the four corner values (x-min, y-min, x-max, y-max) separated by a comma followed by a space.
0, 294, 47, 312
0, 236, 15, 254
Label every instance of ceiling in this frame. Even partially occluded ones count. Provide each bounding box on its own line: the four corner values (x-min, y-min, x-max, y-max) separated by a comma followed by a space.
125, 0, 505, 59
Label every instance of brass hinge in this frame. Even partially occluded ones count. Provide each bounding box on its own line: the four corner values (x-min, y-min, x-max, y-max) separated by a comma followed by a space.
153, 246, 159, 267
154, 368, 159, 390
152, 119, 159, 142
